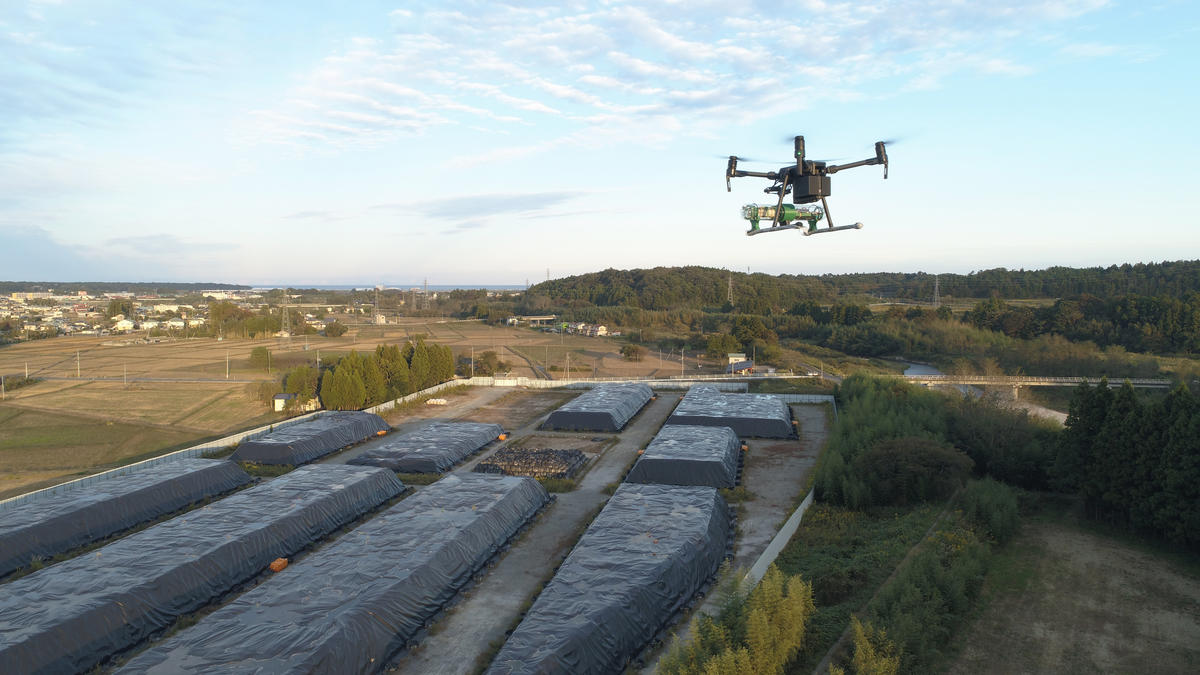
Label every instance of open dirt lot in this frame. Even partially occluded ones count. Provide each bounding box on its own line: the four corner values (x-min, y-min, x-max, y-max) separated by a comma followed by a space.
949, 515, 1200, 674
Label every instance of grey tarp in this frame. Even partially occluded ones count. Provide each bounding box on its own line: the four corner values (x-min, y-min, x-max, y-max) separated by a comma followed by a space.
543, 383, 652, 432
487, 483, 730, 675
667, 385, 792, 438
230, 411, 390, 465
349, 421, 502, 473
0, 465, 404, 675
119, 473, 549, 674
0, 459, 251, 578
625, 425, 739, 488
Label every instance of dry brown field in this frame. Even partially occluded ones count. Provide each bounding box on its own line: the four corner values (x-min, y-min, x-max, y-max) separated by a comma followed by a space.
0, 321, 692, 499
949, 507, 1200, 674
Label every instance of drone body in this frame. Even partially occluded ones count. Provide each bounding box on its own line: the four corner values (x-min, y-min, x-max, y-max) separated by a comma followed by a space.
726, 136, 889, 236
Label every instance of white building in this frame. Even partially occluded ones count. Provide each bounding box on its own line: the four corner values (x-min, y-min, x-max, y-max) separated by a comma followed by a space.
113, 319, 135, 332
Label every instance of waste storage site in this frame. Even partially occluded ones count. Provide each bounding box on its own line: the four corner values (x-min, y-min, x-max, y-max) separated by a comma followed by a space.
0, 381, 824, 674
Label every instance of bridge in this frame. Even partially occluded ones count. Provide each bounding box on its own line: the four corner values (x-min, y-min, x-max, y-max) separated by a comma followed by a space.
904, 374, 1173, 399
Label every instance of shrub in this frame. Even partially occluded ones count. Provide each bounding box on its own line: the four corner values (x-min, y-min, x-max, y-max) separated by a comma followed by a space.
960, 478, 1020, 544
852, 437, 973, 506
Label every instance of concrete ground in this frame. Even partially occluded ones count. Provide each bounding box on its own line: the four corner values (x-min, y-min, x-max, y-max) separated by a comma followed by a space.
388, 394, 680, 675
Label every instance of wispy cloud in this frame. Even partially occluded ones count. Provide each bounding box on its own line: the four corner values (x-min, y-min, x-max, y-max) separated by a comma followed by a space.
246, 1, 1113, 157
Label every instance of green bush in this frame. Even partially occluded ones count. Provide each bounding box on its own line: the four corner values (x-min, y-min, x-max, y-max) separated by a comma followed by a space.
852, 437, 973, 506
960, 478, 1020, 544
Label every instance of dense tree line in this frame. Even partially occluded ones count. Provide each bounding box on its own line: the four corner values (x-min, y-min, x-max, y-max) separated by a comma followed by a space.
964, 293, 1200, 353
526, 260, 1200, 313
816, 376, 1057, 508
278, 339, 455, 411
1056, 381, 1199, 548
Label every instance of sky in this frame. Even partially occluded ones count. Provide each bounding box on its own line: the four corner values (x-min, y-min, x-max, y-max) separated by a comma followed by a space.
2, 0, 1198, 286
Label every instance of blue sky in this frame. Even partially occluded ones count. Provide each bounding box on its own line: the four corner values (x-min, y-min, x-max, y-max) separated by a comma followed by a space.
2, 0, 1197, 285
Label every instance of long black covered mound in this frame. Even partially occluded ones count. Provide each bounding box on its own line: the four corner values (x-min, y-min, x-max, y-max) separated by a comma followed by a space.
487, 483, 730, 675
543, 383, 652, 432
625, 425, 739, 488
0, 459, 251, 578
667, 385, 792, 438
230, 411, 390, 465
349, 421, 502, 473
120, 474, 548, 675
0, 465, 403, 675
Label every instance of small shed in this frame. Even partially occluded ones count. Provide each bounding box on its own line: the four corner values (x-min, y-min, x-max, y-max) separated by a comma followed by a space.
273, 393, 296, 412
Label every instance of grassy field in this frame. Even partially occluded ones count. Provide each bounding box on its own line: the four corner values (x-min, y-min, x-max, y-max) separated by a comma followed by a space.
0, 407, 201, 498
947, 496, 1200, 673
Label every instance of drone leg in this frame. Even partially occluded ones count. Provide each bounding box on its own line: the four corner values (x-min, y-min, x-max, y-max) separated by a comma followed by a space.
820, 196, 834, 230
770, 174, 790, 230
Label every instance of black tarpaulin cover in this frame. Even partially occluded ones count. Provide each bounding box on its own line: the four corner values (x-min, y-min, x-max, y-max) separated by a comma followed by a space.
0, 464, 403, 675
625, 425, 739, 488
543, 383, 652, 432
349, 421, 503, 473
229, 411, 390, 465
667, 385, 792, 438
0, 459, 251, 578
119, 473, 548, 675
487, 483, 730, 675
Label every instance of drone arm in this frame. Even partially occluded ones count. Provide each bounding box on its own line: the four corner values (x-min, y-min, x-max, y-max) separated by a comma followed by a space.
825, 141, 889, 178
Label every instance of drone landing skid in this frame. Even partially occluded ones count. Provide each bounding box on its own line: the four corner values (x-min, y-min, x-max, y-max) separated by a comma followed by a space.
745, 222, 807, 236
747, 222, 865, 237
803, 222, 865, 237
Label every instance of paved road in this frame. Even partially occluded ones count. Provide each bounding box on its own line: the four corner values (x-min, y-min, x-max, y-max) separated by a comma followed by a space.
33, 376, 258, 384
390, 394, 680, 675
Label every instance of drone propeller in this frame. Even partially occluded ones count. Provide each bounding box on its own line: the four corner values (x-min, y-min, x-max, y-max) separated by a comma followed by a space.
714, 154, 790, 164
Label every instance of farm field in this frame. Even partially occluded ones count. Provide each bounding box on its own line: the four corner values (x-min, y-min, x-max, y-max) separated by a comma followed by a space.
948, 502, 1200, 674
0, 321, 691, 500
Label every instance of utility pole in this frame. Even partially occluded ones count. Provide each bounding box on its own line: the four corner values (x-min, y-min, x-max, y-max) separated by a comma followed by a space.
76, 350, 80, 378
470, 345, 475, 378
2, 375, 5, 400
680, 348, 684, 376
226, 350, 230, 379
123, 363, 127, 387
566, 352, 570, 380
267, 350, 271, 375
25, 362, 28, 379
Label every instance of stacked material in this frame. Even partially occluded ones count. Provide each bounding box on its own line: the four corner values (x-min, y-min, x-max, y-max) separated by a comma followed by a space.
350, 422, 503, 473
119, 474, 549, 675
0, 459, 251, 578
543, 383, 653, 432
0, 465, 404, 674
667, 385, 792, 438
625, 425, 739, 488
487, 483, 730, 675
230, 411, 390, 465
474, 447, 588, 479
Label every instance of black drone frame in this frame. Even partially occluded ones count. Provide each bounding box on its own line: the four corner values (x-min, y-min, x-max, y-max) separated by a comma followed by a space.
726, 136, 889, 234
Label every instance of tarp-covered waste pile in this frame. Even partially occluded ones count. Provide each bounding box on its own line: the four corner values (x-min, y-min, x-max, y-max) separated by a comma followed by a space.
230, 411, 390, 465
0, 464, 404, 675
487, 483, 730, 675
119, 474, 548, 675
349, 421, 503, 473
0, 459, 251, 579
474, 447, 588, 479
667, 385, 792, 438
543, 383, 652, 432
625, 425, 739, 488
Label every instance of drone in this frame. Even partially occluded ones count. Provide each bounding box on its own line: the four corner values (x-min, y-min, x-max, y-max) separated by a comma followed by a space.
726, 135, 889, 236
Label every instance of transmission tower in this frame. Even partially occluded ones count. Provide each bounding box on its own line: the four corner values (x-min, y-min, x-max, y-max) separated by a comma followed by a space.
280, 297, 292, 347
933, 275, 940, 307
423, 278, 429, 310
727, 270, 734, 305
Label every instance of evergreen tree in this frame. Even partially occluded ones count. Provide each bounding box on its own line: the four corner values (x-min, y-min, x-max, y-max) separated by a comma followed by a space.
1087, 382, 1142, 521
409, 339, 432, 390
361, 357, 387, 405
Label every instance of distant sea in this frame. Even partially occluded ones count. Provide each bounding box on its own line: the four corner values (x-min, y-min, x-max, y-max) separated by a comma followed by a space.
252, 284, 527, 291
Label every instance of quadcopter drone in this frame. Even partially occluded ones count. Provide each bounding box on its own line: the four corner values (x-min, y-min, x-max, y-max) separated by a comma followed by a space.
726, 135, 889, 236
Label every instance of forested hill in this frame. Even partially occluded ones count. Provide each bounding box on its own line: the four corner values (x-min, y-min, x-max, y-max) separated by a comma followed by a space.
530, 260, 1200, 311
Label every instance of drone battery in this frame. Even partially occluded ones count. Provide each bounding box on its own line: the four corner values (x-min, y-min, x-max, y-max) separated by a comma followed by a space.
791, 175, 831, 203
